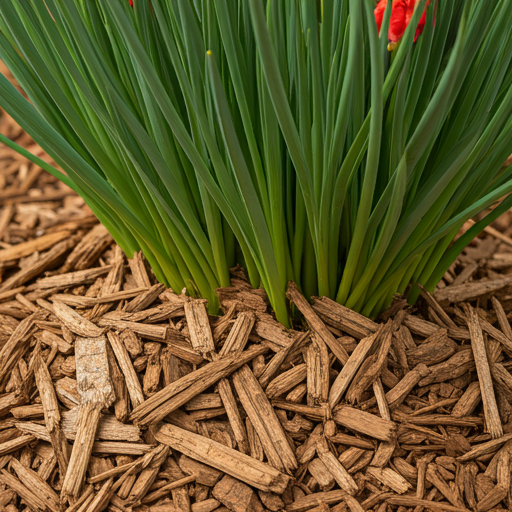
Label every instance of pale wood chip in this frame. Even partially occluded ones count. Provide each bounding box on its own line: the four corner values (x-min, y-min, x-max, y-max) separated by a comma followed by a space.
316, 440, 358, 495
34, 354, 69, 476
184, 300, 215, 359
30, 266, 112, 290
287, 282, 349, 363
434, 275, 512, 304
464, 304, 503, 439
155, 423, 291, 494
0, 238, 77, 292
107, 331, 145, 409
232, 364, 297, 473
0, 230, 72, 262
61, 335, 114, 501
52, 300, 105, 337
131, 344, 267, 426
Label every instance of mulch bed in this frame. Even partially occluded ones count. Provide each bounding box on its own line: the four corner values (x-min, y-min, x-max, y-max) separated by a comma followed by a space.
2, 64, 512, 512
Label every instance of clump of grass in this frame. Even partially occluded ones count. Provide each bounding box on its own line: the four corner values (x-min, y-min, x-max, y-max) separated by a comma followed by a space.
1, 0, 512, 326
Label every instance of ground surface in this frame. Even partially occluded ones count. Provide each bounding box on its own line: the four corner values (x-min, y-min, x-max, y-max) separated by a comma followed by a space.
2, 62, 512, 512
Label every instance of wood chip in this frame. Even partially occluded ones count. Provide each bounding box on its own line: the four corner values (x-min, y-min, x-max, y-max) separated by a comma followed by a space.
155, 423, 291, 493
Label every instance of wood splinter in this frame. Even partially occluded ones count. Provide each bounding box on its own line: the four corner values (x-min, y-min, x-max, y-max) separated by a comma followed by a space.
463, 304, 503, 439
61, 335, 115, 502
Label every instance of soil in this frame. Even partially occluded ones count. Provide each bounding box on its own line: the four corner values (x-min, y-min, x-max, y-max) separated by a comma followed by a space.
2, 62, 512, 512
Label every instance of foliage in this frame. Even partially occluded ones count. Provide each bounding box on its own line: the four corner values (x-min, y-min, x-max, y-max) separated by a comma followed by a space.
1, 0, 512, 326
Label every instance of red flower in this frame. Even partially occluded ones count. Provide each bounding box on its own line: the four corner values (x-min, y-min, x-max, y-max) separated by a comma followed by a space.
375, 0, 433, 50
129, 0, 133, 6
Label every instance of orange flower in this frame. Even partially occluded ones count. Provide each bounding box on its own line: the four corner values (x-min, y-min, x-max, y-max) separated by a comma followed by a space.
375, 0, 432, 51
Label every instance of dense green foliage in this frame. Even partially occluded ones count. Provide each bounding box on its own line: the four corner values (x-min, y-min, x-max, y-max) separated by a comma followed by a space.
1, 0, 512, 326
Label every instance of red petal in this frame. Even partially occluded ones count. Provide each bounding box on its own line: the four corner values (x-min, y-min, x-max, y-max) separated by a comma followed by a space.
388, 0, 407, 43
374, 0, 388, 34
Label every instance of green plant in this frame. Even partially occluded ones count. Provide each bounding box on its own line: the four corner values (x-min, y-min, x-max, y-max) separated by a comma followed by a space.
1, 0, 512, 326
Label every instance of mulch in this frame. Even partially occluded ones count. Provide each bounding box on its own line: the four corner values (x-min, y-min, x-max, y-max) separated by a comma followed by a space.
2, 63, 512, 512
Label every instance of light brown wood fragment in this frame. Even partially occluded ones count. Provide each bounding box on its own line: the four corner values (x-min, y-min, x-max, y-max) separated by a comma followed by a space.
0, 238, 77, 292
435, 275, 512, 304
306, 334, 330, 406
216, 377, 249, 455
142, 474, 195, 504
124, 283, 165, 313
308, 458, 335, 489
60, 408, 141, 442
426, 463, 463, 507
126, 444, 169, 505
312, 296, 377, 339
107, 331, 145, 409
329, 433, 374, 450
32, 266, 112, 290
0, 312, 38, 389
0, 230, 72, 262
464, 304, 503, 439
185, 393, 223, 411
9, 457, 60, 511
131, 344, 267, 426
178, 455, 223, 486
452, 380, 481, 417
61, 335, 114, 501
128, 251, 152, 288
372, 379, 396, 467
475, 484, 507, 512
88, 455, 148, 485
84, 477, 114, 512
155, 423, 291, 494
334, 406, 396, 442
366, 466, 411, 494
34, 354, 69, 476
61, 224, 113, 272
52, 300, 104, 338
105, 342, 128, 422
212, 474, 264, 512
406, 329, 457, 366
316, 440, 358, 495
419, 285, 458, 328
89, 250, 124, 319
491, 296, 512, 339
286, 490, 347, 512
477, 315, 512, 356
418, 349, 474, 386
190, 499, 220, 512
259, 331, 307, 389
266, 363, 307, 399
233, 364, 297, 473
218, 310, 255, 357
0, 204, 13, 241
385, 364, 430, 410
214, 312, 254, 455
287, 282, 349, 363
386, 496, 471, 512
0, 468, 49, 512
328, 328, 376, 408
247, 417, 264, 461
184, 300, 216, 359
38, 329, 73, 355
253, 314, 295, 351
457, 433, 512, 462
143, 341, 161, 397
0, 434, 35, 456
98, 314, 167, 340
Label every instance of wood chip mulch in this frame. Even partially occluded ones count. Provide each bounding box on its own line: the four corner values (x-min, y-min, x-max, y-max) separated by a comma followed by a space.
3, 63, 512, 512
